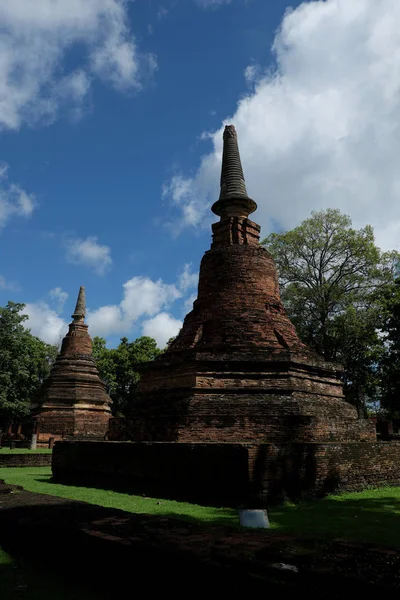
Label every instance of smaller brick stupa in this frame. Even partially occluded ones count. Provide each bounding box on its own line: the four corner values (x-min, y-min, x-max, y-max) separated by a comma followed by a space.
32, 287, 112, 444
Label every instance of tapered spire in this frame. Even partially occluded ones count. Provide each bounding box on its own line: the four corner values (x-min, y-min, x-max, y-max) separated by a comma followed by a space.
211, 125, 257, 219
71, 286, 86, 322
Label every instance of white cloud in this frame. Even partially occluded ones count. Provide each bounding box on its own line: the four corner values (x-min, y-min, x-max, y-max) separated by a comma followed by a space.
184, 292, 197, 312
86, 304, 125, 338
28, 270, 192, 346
178, 263, 199, 292
0, 163, 35, 227
0, 0, 157, 130
65, 236, 112, 275
49, 287, 69, 311
22, 302, 68, 346
165, 0, 400, 252
244, 64, 261, 87
162, 174, 213, 234
87, 275, 182, 338
121, 276, 181, 322
141, 312, 182, 348
0, 275, 18, 291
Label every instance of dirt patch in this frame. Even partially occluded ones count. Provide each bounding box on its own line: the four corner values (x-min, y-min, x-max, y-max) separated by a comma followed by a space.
0, 485, 399, 595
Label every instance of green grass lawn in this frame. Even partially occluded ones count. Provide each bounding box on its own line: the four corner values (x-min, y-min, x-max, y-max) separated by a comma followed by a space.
0, 467, 237, 526
1, 467, 400, 547
0, 448, 52, 454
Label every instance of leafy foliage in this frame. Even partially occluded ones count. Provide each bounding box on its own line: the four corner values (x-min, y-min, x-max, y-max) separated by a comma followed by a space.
92, 335, 161, 417
262, 209, 399, 412
0, 302, 57, 426
376, 279, 400, 417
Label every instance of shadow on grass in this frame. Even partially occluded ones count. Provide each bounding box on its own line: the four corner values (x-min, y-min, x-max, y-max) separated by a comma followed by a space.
18, 473, 239, 528
0, 501, 284, 595
4, 469, 400, 547
270, 494, 400, 548
24, 474, 400, 546
0, 546, 103, 600
1, 496, 400, 596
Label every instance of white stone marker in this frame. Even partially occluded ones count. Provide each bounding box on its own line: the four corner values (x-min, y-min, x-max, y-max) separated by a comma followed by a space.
238, 509, 269, 529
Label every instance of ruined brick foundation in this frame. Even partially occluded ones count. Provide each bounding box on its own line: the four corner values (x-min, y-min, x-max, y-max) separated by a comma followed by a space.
53, 440, 400, 506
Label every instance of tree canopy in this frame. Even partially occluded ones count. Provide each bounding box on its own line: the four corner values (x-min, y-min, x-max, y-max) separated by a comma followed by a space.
375, 278, 400, 417
92, 335, 161, 417
262, 209, 399, 414
0, 302, 58, 426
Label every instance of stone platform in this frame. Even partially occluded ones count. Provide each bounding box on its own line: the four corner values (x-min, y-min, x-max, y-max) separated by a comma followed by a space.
52, 440, 400, 506
0, 452, 51, 468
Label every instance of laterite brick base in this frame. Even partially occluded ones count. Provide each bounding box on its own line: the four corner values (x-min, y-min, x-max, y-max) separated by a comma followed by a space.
35, 406, 111, 444
130, 244, 374, 446
52, 440, 400, 506
0, 453, 52, 468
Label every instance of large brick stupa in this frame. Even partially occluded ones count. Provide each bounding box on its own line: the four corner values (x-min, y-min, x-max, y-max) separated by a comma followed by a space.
32, 287, 112, 443
55, 127, 395, 507
123, 125, 375, 447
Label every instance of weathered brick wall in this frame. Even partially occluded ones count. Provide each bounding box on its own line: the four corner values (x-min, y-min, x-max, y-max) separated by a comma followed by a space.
211, 216, 260, 247
130, 241, 371, 447
250, 441, 400, 502
33, 319, 112, 440
60, 322, 93, 354
109, 402, 375, 444
52, 440, 400, 506
52, 441, 250, 506
0, 453, 52, 467
168, 245, 305, 352
36, 408, 110, 443
137, 355, 344, 397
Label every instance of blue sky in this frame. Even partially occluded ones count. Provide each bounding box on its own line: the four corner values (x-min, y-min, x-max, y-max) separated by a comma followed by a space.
1, 0, 400, 348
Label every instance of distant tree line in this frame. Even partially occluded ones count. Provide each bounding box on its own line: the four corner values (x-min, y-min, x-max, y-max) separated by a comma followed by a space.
0, 302, 161, 426
0, 302, 58, 427
2, 208, 400, 424
92, 336, 161, 417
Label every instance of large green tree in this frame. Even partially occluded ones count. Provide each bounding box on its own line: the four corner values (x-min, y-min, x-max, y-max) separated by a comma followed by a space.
92, 335, 161, 417
0, 302, 58, 426
376, 278, 400, 417
262, 209, 398, 412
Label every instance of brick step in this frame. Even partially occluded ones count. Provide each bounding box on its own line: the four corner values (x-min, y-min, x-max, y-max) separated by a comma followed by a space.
64, 436, 105, 442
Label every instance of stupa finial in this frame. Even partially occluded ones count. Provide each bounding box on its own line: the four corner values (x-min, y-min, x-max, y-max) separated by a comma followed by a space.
211, 125, 257, 219
71, 286, 86, 322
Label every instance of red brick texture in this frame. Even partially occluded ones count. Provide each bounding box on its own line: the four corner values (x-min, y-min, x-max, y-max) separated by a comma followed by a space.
170, 243, 306, 352
52, 440, 400, 506
33, 320, 111, 443
53, 131, 387, 505
0, 453, 52, 468
102, 211, 381, 504
249, 442, 400, 502
130, 236, 373, 445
